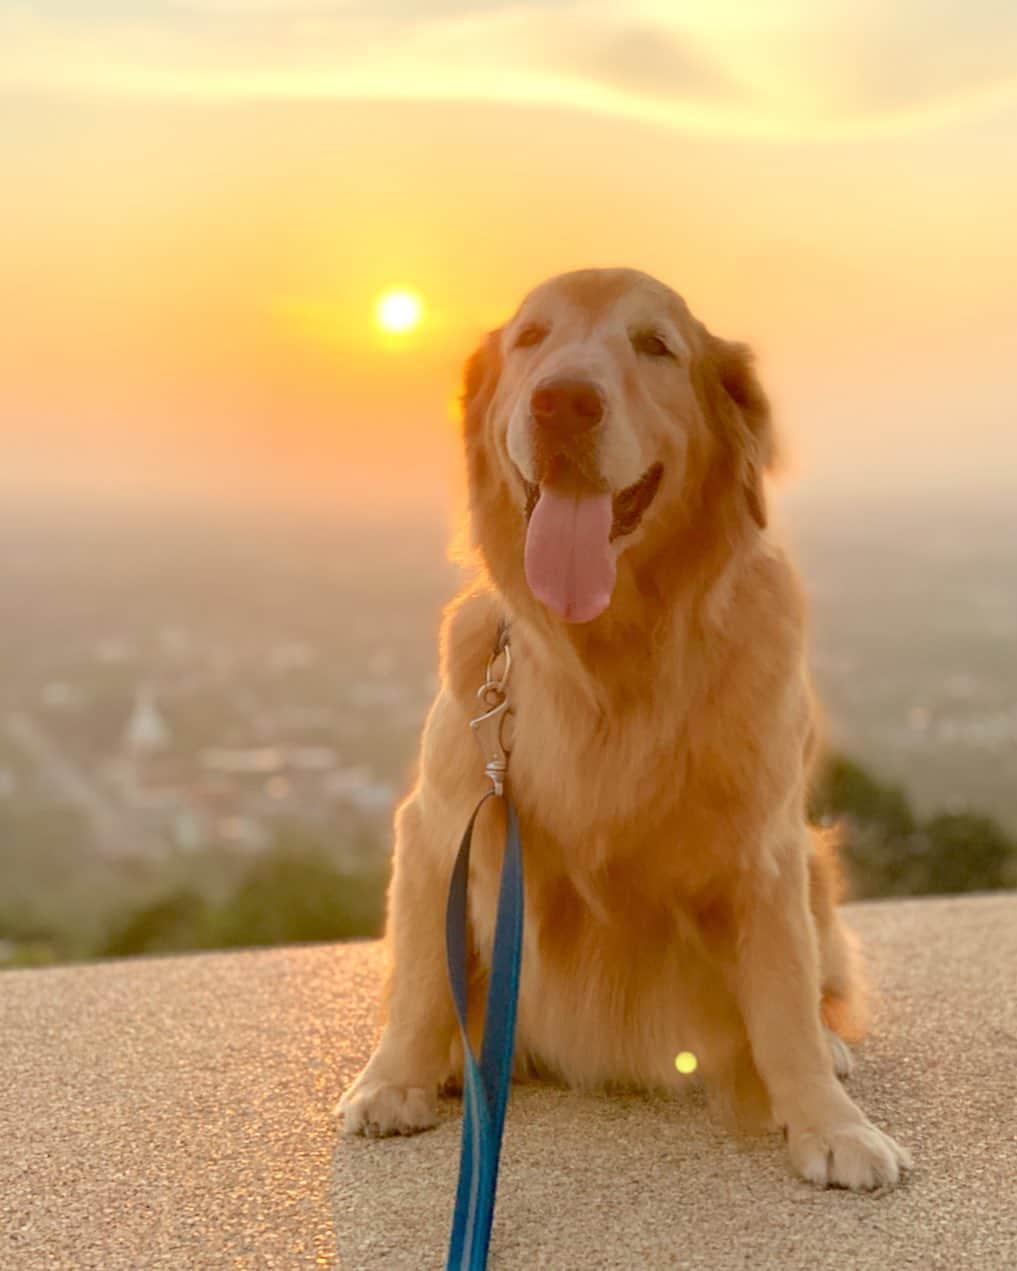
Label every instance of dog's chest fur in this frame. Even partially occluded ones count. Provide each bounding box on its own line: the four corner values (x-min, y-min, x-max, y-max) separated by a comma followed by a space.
464, 654, 755, 1090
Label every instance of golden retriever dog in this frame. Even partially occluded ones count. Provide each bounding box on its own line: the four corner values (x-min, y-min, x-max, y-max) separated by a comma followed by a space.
339, 268, 911, 1190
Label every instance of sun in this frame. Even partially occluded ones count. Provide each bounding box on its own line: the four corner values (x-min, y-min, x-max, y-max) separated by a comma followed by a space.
375, 288, 424, 334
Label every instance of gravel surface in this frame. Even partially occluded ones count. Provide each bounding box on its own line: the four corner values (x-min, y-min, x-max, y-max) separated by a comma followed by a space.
2, 894, 1015, 1269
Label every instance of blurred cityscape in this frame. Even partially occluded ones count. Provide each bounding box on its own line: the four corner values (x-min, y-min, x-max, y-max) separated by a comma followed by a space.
1, 490, 1015, 962
1, 506, 453, 866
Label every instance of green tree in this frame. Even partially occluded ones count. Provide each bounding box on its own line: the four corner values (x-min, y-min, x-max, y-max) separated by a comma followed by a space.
102, 890, 211, 958
810, 753, 1017, 899
810, 755, 915, 839
96, 823, 388, 959
917, 813, 1017, 895
208, 838, 386, 950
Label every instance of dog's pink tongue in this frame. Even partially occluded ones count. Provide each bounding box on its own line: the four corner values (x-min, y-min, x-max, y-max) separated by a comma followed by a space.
524, 478, 615, 623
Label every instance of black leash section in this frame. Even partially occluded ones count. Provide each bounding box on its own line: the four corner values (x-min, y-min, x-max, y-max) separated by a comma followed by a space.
444, 625, 522, 1270
444, 794, 524, 1270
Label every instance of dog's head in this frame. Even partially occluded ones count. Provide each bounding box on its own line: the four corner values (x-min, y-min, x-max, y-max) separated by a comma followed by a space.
463, 268, 775, 625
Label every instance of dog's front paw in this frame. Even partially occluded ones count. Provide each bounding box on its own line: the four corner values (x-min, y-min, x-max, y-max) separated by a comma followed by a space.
336, 1076, 438, 1138
787, 1116, 911, 1191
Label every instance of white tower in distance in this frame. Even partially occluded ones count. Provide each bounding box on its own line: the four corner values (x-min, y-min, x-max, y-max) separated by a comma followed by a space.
124, 683, 171, 756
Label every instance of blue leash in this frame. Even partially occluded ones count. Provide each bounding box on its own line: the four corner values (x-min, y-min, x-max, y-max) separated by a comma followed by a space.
445, 793, 524, 1270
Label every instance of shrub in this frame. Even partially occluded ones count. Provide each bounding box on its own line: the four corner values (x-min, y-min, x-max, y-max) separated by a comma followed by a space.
101, 830, 387, 958
811, 753, 1017, 899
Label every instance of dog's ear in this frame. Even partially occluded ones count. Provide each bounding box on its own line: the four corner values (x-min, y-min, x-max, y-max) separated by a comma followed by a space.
461, 328, 503, 437
694, 337, 775, 529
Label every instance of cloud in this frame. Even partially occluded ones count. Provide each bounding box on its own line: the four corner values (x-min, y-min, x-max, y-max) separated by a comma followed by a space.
575, 24, 737, 103
821, 0, 1017, 115
174, 0, 571, 16
3, 1, 1017, 139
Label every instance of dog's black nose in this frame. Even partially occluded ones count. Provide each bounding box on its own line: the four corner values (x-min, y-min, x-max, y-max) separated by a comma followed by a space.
530, 379, 604, 434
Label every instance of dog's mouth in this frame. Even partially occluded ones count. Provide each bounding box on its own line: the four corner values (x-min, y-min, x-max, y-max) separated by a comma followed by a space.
520, 461, 664, 625
523, 461, 664, 542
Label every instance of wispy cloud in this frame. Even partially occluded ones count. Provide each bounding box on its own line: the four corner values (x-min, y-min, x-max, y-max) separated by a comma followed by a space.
571, 24, 738, 104
4, 1, 1017, 139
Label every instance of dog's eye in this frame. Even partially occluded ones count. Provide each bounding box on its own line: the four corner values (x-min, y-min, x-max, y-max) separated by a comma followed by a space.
632, 331, 675, 360
514, 324, 548, 349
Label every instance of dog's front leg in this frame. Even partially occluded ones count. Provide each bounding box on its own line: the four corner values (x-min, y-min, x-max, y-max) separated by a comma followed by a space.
337, 793, 458, 1137
735, 836, 911, 1190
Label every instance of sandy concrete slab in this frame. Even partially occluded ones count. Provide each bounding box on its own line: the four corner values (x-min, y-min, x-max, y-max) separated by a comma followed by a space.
2, 894, 1015, 1269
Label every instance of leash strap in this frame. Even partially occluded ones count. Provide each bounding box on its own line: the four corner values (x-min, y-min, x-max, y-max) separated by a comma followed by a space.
445, 793, 524, 1271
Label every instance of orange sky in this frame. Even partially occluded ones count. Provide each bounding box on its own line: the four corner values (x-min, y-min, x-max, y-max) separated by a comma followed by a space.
2, 3, 1016, 514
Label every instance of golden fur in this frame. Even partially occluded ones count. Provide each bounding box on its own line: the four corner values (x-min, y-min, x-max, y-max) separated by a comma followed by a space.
339, 269, 910, 1190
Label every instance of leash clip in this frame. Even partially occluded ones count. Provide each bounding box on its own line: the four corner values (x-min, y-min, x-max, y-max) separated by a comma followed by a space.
471, 643, 513, 797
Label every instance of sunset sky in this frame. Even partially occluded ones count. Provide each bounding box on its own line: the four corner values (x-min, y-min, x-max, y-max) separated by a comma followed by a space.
2, 2, 1015, 515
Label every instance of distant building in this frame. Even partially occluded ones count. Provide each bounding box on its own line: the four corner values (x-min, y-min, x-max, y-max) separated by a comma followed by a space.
42, 681, 76, 709
124, 685, 171, 755
173, 808, 207, 852
326, 765, 395, 816
198, 747, 285, 775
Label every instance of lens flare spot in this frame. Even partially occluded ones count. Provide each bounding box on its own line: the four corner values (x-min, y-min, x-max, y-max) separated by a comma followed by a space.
375, 289, 423, 334
674, 1050, 698, 1075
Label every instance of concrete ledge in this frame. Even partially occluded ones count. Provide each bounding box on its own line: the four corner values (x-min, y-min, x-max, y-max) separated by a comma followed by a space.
2, 894, 1016, 1269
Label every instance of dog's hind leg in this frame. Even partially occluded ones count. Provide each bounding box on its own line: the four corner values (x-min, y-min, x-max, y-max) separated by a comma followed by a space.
808, 825, 869, 1044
